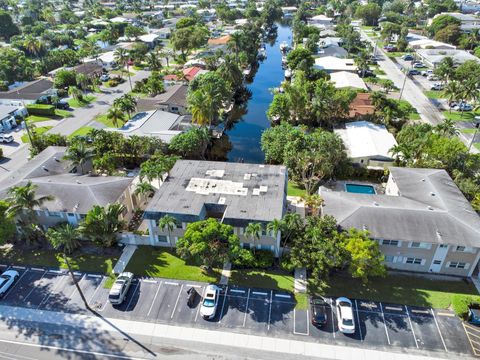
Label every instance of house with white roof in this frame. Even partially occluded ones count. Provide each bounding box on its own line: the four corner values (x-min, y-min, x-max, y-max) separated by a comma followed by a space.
138, 33, 161, 48
330, 71, 368, 90
334, 121, 397, 169
416, 48, 480, 67
314, 56, 357, 73
309, 14, 334, 27
409, 38, 456, 50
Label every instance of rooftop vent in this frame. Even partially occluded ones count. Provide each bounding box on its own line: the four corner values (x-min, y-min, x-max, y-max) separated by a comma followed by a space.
259, 185, 268, 193
373, 202, 379, 206
252, 189, 260, 196
218, 197, 226, 204
259, 165, 265, 168
42, 166, 48, 171
428, 206, 434, 211
244, 173, 251, 180
430, 192, 435, 196
53, 156, 59, 162
76, 180, 81, 184
421, 178, 425, 182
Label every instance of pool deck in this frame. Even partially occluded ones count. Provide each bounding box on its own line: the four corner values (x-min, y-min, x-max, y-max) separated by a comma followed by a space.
321, 180, 385, 194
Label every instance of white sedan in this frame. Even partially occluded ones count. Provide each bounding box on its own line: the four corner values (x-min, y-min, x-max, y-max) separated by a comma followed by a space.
0, 270, 19, 297
200, 284, 220, 319
336, 297, 355, 334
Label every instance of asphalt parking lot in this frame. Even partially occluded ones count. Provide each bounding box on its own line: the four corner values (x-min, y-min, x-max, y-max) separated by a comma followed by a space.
0, 264, 475, 357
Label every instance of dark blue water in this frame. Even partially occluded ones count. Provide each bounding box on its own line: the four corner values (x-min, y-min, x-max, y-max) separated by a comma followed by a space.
226, 25, 292, 163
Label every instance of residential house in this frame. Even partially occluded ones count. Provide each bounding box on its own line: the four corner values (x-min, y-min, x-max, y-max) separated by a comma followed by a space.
138, 33, 162, 49
416, 49, 480, 67
73, 61, 104, 77
207, 35, 231, 50
110, 109, 192, 143
330, 71, 368, 90
0, 104, 27, 132
320, 167, 480, 277
153, 27, 171, 40
136, 84, 188, 114
0, 79, 55, 106
143, 160, 288, 255
281, 6, 297, 17
334, 121, 397, 169
409, 38, 456, 50
432, 12, 480, 32
457, 1, 480, 13
0, 146, 137, 229
348, 93, 376, 118
309, 14, 334, 27
314, 56, 357, 73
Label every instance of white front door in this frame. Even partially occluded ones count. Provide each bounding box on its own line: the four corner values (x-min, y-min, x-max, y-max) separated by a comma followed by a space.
429, 244, 449, 272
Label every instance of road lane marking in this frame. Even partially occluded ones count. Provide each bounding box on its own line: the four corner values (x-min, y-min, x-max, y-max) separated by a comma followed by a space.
267, 290, 273, 330
242, 288, 251, 327
431, 308, 447, 352
3, 268, 29, 300
379, 302, 391, 345
405, 305, 419, 348
147, 281, 163, 317
23, 270, 47, 303
170, 284, 184, 319
219, 285, 228, 323
354, 300, 363, 341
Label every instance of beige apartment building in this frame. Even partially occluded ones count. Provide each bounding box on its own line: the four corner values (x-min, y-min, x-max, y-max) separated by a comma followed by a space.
321, 167, 480, 277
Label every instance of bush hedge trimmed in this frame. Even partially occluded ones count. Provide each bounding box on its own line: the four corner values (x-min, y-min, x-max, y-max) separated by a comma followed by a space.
26, 104, 55, 116
232, 249, 274, 269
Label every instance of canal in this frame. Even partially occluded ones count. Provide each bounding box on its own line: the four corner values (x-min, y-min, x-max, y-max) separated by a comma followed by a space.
226, 24, 292, 163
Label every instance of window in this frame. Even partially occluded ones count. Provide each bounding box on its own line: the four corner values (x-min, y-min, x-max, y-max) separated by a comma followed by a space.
439, 244, 448, 248
158, 235, 168, 243
406, 257, 423, 265
242, 243, 251, 250
456, 246, 466, 252
433, 260, 441, 265
382, 240, 399, 246
48, 211, 62, 217
171, 106, 178, 111
449, 262, 467, 269
409, 242, 431, 249
384, 255, 395, 263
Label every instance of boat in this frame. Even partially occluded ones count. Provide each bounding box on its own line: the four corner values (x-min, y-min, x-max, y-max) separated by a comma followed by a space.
257, 48, 267, 60
284, 69, 292, 79
279, 41, 289, 53
243, 66, 252, 77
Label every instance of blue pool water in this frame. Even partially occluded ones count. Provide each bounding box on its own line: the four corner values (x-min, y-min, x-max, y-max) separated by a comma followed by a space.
345, 184, 376, 194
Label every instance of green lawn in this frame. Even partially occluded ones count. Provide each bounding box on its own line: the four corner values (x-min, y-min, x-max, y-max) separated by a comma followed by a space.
125, 246, 221, 283
68, 95, 96, 108
95, 114, 117, 128
424, 90, 444, 100
0, 246, 118, 274
55, 109, 73, 118
26, 115, 52, 123
475, 143, 480, 151
443, 110, 479, 122
68, 126, 94, 138
21, 126, 52, 143
318, 273, 480, 309
461, 128, 478, 134
397, 99, 421, 120
287, 181, 306, 197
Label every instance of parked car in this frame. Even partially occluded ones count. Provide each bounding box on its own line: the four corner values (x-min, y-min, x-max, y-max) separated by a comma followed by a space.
402, 54, 414, 61
469, 305, 480, 326
385, 46, 398, 52
413, 62, 425, 68
186, 287, 198, 308
108, 272, 134, 305
0, 134, 14, 143
56, 98, 70, 110
100, 74, 110, 82
421, 69, 433, 77
451, 102, 473, 111
336, 297, 355, 334
200, 284, 220, 319
311, 297, 329, 327
358, 69, 375, 78
407, 69, 420, 76
427, 74, 440, 81
431, 83, 444, 91
0, 270, 19, 297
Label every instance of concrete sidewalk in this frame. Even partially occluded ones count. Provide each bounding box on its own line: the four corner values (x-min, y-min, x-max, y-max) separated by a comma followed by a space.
113, 244, 138, 274
0, 304, 460, 360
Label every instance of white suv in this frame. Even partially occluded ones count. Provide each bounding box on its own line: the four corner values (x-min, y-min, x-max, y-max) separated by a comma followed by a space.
108, 272, 134, 305
200, 284, 220, 319
0, 134, 14, 143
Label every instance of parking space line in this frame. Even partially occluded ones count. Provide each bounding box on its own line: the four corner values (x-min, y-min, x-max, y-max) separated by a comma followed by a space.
47, 270, 64, 274
12, 266, 26, 270
230, 289, 245, 293
141, 279, 157, 284
147, 281, 162, 317
292, 309, 309, 336
30, 267, 43, 272
67, 274, 85, 300
411, 309, 430, 315
23, 270, 47, 303
195, 285, 207, 322
219, 286, 228, 323
379, 302, 391, 345
86, 274, 102, 278
252, 291, 268, 296
437, 312, 454, 317
267, 290, 273, 330
37, 274, 68, 309
274, 294, 291, 299
87, 276, 104, 304
165, 281, 179, 286
384, 305, 403, 311
464, 323, 480, 356
331, 300, 336, 338
354, 300, 363, 341
126, 281, 140, 311
186, 284, 201, 288
242, 288, 251, 327
405, 305, 419, 348
431, 308, 447, 352
3, 268, 29, 300
170, 284, 183, 319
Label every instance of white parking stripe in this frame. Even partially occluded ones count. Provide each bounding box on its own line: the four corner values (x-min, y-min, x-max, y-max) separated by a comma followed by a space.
23, 270, 47, 303
170, 284, 183, 319
3, 268, 29, 299
86, 274, 102, 278
29, 267, 43, 272
47, 270, 64, 274
141, 279, 157, 284
165, 281, 179, 286
242, 288, 251, 327
67, 274, 85, 300
405, 305, 419, 348
267, 290, 273, 330
147, 281, 163, 317
219, 286, 228, 323
87, 276, 104, 305
385, 306, 403, 311
195, 285, 207, 322
379, 302, 391, 345
230, 289, 245, 293
126, 282, 140, 311
354, 300, 363, 341
252, 291, 268, 296
411, 309, 429, 315
37, 274, 68, 309
431, 309, 447, 352
274, 294, 291, 299
186, 284, 201, 288
12, 266, 26, 270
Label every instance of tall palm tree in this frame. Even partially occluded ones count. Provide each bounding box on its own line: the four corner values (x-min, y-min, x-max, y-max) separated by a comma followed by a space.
279, 213, 303, 256
435, 118, 459, 137
245, 222, 262, 254
227, 32, 243, 60
23, 36, 42, 58
159, 215, 177, 247
106, 106, 126, 128
78, 203, 126, 247
68, 86, 83, 102
114, 94, 137, 119
301, 194, 324, 217
134, 182, 155, 205
443, 80, 462, 113
63, 142, 94, 174
146, 52, 162, 71
114, 48, 132, 91
188, 90, 215, 127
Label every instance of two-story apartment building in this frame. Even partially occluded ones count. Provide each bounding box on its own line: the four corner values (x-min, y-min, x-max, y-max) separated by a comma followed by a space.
320, 167, 480, 277
0, 146, 137, 229
144, 160, 288, 255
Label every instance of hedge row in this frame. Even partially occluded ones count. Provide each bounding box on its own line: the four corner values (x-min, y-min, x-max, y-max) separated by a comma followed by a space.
452, 294, 480, 320
26, 104, 55, 116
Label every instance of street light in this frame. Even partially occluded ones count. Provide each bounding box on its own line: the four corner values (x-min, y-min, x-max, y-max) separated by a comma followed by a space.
468, 116, 480, 152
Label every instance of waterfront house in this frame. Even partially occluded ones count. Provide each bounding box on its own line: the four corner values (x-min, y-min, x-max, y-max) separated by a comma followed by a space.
313, 56, 357, 73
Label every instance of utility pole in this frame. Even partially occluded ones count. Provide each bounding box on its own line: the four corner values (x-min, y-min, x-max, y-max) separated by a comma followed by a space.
18, 93, 35, 146
399, 67, 409, 101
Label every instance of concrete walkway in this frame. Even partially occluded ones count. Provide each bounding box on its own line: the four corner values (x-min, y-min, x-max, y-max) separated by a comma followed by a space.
219, 262, 231, 285
294, 268, 307, 293
0, 304, 461, 360
113, 244, 138, 274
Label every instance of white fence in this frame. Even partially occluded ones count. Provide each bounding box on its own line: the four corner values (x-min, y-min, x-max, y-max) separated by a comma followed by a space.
118, 233, 171, 247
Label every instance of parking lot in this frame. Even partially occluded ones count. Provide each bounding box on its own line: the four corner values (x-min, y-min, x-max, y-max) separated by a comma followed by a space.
0, 265, 476, 358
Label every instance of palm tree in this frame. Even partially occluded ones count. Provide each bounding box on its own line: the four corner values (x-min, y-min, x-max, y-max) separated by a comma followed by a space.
23, 36, 42, 58
435, 118, 459, 137
114, 94, 137, 119
443, 80, 462, 113
68, 86, 83, 102
106, 106, 126, 128
78, 203, 126, 247
159, 215, 177, 247
63, 142, 94, 174
114, 48, 132, 91
146, 53, 162, 71
301, 194, 324, 217
134, 182, 155, 205
279, 213, 303, 256
158, 48, 173, 67
245, 222, 262, 254
227, 32, 243, 60
472, 193, 480, 212
188, 90, 215, 127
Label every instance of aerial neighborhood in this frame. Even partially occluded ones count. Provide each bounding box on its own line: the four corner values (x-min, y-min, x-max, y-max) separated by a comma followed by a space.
0, 0, 479, 359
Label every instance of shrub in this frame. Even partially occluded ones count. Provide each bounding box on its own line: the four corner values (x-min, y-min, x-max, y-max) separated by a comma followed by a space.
280, 253, 295, 273
26, 104, 55, 116
107, 77, 125, 87
452, 294, 480, 320
254, 250, 274, 268
232, 249, 256, 267
0, 147, 3, 158
232, 249, 274, 269
54, 69, 77, 89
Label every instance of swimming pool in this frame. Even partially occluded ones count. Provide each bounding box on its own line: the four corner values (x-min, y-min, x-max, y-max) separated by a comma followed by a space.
345, 183, 376, 194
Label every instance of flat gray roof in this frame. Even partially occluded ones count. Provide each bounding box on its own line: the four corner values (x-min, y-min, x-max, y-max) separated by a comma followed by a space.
145, 160, 287, 224
0, 105, 19, 120
320, 167, 480, 247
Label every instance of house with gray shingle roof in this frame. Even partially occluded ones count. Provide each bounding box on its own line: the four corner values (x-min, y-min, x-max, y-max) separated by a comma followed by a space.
320, 167, 480, 277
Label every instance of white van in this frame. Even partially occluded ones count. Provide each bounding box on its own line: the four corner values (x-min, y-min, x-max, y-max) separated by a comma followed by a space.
0, 134, 14, 143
